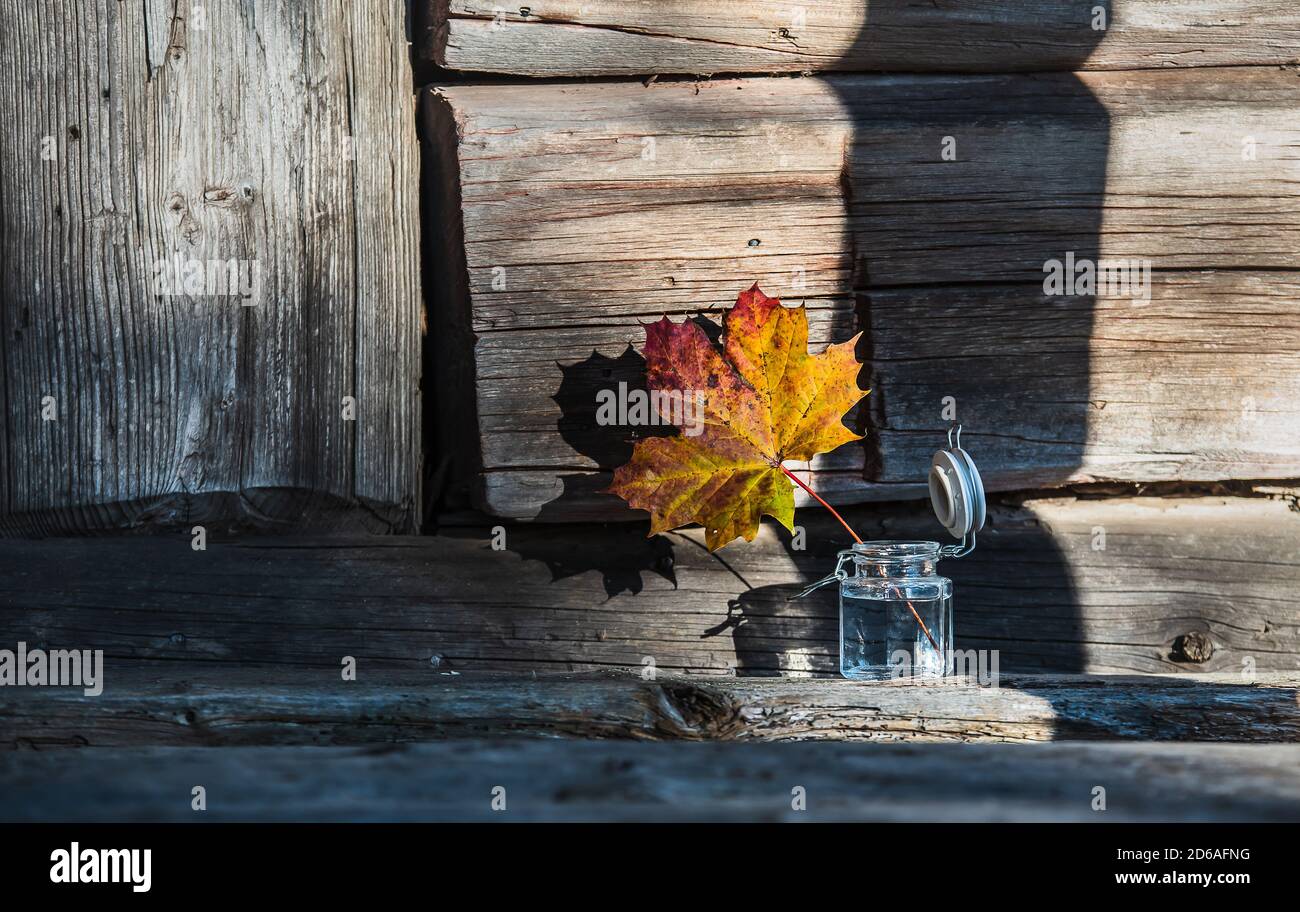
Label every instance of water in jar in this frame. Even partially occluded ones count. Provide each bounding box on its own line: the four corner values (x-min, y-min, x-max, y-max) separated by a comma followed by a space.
840, 576, 953, 680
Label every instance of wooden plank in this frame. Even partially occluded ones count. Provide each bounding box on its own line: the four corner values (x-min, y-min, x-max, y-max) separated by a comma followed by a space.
868, 273, 1300, 488
0, 0, 422, 534
469, 273, 1300, 516
436, 69, 1300, 292
424, 71, 1300, 517
1, 496, 1296, 675
4, 670, 1299, 749
476, 468, 920, 523
425, 1, 1300, 76
5, 740, 1300, 821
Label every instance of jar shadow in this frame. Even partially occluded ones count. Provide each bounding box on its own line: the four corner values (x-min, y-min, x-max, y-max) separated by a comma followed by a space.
712, 505, 1087, 676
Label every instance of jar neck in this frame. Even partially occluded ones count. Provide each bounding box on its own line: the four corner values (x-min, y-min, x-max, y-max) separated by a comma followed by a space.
848, 541, 941, 579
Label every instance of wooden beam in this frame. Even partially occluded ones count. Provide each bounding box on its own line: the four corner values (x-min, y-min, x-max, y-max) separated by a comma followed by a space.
425, 1, 1300, 76
475, 467, 913, 522
434, 70, 1300, 296
868, 274, 1300, 489
4, 670, 1299, 749
0, 0, 422, 534
1, 496, 1297, 675
424, 71, 1300, 517
469, 273, 1300, 515
5, 740, 1300, 821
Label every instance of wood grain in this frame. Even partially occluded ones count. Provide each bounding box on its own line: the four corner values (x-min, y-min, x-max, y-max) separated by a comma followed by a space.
0, 0, 422, 534
5, 740, 1299, 821
434, 69, 1300, 296
424, 70, 1300, 518
4, 669, 1298, 749
867, 273, 1300, 489
425, 1, 1300, 76
470, 273, 1300, 515
2, 496, 1297, 676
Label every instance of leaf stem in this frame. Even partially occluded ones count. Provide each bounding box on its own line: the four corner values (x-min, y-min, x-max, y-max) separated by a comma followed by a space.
901, 596, 941, 655
780, 463, 940, 654
779, 464, 862, 544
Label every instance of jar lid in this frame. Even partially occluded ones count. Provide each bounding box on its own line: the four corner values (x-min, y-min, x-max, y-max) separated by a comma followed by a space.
928, 425, 986, 540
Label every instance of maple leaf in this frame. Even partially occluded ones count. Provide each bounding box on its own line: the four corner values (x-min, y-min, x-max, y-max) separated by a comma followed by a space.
605, 285, 867, 551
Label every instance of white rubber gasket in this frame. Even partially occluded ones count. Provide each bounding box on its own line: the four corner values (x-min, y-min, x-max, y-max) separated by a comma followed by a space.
953, 446, 986, 534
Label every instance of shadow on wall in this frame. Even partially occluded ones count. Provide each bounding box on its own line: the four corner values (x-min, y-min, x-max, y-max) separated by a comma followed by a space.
716, 506, 1094, 677
827, 0, 1113, 674
528, 2, 1113, 673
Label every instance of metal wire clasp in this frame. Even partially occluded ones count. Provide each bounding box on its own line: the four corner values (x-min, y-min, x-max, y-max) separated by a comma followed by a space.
789, 549, 856, 601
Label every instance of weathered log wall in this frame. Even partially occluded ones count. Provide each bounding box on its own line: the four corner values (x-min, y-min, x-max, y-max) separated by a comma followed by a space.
0, 0, 422, 535
425, 71, 1300, 519
1, 7, 1298, 825
414, 6, 1300, 684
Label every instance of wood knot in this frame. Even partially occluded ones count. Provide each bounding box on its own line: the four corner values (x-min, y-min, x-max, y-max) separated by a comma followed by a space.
203, 184, 255, 209
1173, 631, 1214, 664
165, 191, 201, 243
650, 681, 742, 739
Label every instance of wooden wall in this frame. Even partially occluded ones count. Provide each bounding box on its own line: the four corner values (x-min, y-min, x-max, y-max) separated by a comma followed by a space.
0, 0, 422, 535
420, 3, 1300, 522
411, 1, 1300, 675
0, 1, 1296, 681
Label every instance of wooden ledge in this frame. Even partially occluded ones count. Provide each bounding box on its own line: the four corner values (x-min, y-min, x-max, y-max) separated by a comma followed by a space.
4, 739, 1300, 822
4, 670, 1298, 749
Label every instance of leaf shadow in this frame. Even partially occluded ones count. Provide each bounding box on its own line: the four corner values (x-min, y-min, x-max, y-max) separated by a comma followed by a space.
523, 313, 751, 595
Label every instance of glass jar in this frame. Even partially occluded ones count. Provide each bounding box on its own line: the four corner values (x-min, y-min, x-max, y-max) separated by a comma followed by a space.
837, 541, 953, 680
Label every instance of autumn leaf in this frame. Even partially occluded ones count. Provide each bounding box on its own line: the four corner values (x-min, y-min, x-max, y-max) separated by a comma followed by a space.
605, 284, 867, 550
